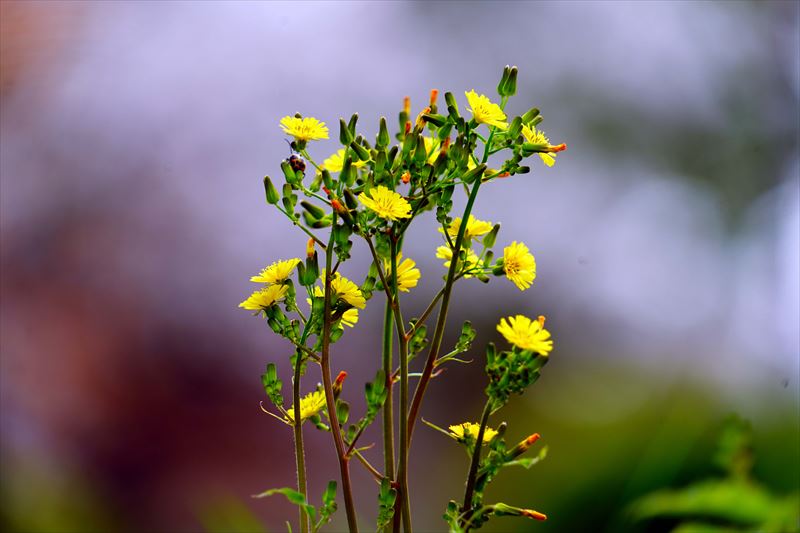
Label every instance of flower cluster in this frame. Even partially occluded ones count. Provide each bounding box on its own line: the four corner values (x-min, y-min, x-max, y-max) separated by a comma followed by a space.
243, 65, 564, 533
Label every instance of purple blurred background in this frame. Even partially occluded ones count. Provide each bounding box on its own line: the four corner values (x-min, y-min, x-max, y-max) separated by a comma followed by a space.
1, 1, 798, 532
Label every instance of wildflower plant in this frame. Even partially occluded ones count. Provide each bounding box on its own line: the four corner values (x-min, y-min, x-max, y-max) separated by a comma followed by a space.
243, 66, 566, 532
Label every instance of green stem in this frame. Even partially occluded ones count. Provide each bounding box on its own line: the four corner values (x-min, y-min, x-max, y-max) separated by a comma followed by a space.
292, 349, 310, 533
382, 299, 395, 480
406, 123, 497, 443
406, 176, 482, 442
390, 237, 412, 533
460, 400, 493, 530
320, 213, 359, 533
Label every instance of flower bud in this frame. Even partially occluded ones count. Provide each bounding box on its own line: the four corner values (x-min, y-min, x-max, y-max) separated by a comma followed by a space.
422, 113, 447, 127
281, 160, 298, 185
306, 238, 315, 258
522, 107, 540, 124
300, 200, 326, 220
507, 116, 523, 138
502, 66, 518, 96
377, 116, 390, 148
347, 113, 358, 137
321, 169, 334, 191
263, 176, 280, 204
483, 223, 500, 248
350, 141, 371, 162
509, 433, 541, 459
497, 65, 511, 95
462, 163, 487, 184
333, 370, 347, 399
339, 118, 353, 145
343, 188, 358, 210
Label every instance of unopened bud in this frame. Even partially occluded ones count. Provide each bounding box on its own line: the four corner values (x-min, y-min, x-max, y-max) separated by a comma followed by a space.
401, 171, 411, 184
415, 106, 431, 129
429, 89, 439, 107
403, 96, 411, 116
509, 432, 541, 459
537, 315, 546, 327
521, 510, 547, 521
548, 143, 567, 153
306, 238, 315, 258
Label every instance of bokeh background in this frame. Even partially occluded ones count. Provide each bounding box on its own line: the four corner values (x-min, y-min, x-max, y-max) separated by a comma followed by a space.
1, 1, 798, 532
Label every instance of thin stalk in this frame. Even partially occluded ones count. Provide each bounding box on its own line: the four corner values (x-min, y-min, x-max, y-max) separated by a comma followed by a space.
320, 213, 359, 533
460, 400, 493, 530
390, 237, 412, 533
382, 299, 396, 479
292, 349, 309, 533
406, 176, 482, 441
406, 124, 497, 443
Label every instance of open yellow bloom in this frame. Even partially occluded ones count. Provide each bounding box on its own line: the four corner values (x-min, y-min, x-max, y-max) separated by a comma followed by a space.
250, 258, 301, 284
503, 241, 536, 290
497, 315, 553, 355
423, 137, 441, 165
384, 254, 421, 292
449, 422, 499, 445
522, 125, 558, 167
322, 148, 368, 172
436, 245, 480, 277
313, 273, 366, 309
440, 215, 494, 241
285, 389, 327, 424
465, 90, 508, 130
341, 308, 359, 328
239, 284, 289, 311
279, 116, 329, 142
358, 186, 412, 221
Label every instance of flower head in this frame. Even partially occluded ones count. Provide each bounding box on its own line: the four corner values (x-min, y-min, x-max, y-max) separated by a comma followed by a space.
322, 148, 368, 173
314, 273, 366, 309
358, 186, 411, 221
440, 215, 494, 241
384, 254, 421, 292
250, 258, 301, 284
436, 246, 480, 277
522, 125, 563, 167
465, 90, 508, 130
280, 116, 329, 142
239, 284, 289, 311
285, 389, 327, 424
341, 308, 359, 328
449, 422, 499, 445
497, 315, 553, 355
503, 241, 536, 290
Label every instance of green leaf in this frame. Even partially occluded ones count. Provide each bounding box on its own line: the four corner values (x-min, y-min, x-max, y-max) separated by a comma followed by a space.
377, 478, 397, 531
313, 481, 337, 532
252, 487, 316, 523
261, 363, 283, 408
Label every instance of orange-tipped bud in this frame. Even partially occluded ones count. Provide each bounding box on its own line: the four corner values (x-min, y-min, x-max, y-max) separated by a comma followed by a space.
331, 198, 345, 213
521, 510, 547, 521
332, 370, 347, 398
415, 106, 431, 129
537, 315, 546, 327
498, 171, 511, 178
322, 186, 332, 197
401, 171, 411, 184
429, 89, 439, 107
403, 96, 411, 115
306, 238, 315, 258
509, 432, 541, 458
549, 143, 567, 153
404, 121, 412, 135
441, 136, 451, 153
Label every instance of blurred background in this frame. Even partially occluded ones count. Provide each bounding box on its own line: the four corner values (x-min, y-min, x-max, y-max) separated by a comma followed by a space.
1, 1, 798, 532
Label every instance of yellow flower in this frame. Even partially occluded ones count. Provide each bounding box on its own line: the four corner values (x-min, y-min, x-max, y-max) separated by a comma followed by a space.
439, 215, 494, 241
307, 294, 360, 327
423, 137, 441, 165
279, 116, 329, 142
449, 422, 499, 445
250, 258, 301, 284
322, 148, 368, 173
285, 389, 327, 424
465, 90, 508, 130
436, 245, 480, 277
313, 273, 366, 309
341, 308, 359, 328
496, 315, 553, 355
358, 186, 412, 221
522, 125, 558, 167
239, 284, 289, 311
383, 254, 421, 292
503, 242, 536, 290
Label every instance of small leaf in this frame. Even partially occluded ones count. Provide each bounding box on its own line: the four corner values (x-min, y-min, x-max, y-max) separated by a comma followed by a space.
252, 487, 316, 523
